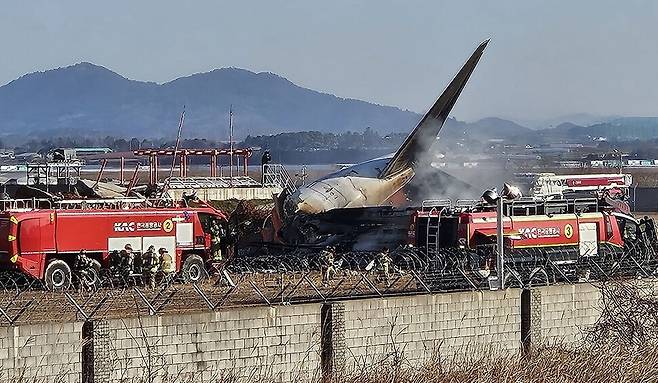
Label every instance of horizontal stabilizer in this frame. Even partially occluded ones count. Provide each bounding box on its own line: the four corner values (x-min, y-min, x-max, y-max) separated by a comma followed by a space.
379, 39, 489, 178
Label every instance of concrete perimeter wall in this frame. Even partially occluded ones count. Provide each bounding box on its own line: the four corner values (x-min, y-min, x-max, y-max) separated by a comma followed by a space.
533, 284, 602, 344
336, 290, 520, 372
0, 282, 633, 382
0, 322, 83, 382
102, 304, 321, 382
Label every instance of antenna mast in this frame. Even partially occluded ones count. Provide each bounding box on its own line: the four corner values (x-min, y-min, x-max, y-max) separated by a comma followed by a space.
162, 107, 185, 196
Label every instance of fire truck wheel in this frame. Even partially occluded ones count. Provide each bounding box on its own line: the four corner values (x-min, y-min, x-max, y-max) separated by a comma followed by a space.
45, 260, 72, 290
182, 255, 207, 283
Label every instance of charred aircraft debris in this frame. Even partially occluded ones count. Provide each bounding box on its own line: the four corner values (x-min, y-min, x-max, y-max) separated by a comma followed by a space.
273, 39, 490, 247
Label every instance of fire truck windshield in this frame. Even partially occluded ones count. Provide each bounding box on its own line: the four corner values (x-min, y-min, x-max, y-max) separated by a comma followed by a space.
615, 215, 639, 241
0, 218, 9, 255
198, 213, 225, 235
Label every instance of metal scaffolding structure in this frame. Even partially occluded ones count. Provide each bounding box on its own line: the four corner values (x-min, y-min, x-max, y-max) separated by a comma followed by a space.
133, 148, 253, 185
166, 176, 261, 189
26, 161, 83, 189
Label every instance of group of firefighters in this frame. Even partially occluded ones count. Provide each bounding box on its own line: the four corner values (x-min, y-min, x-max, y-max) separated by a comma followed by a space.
320, 246, 393, 285
74, 226, 394, 288
72, 218, 228, 288
121, 244, 175, 288
75, 244, 176, 288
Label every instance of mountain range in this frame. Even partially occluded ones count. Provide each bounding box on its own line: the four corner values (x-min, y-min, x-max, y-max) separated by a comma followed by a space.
540, 118, 658, 141
0, 63, 420, 141
1, 62, 657, 144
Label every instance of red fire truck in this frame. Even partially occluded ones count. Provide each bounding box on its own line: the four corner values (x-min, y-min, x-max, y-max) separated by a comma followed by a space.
414, 199, 626, 251
0, 199, 228, 289
411, 196, 657, 285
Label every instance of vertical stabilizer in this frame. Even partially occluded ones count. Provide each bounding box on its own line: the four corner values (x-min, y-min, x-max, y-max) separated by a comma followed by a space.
379, 39, 489, 178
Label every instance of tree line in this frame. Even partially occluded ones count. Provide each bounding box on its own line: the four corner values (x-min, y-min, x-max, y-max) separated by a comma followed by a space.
7, 128, 406, 155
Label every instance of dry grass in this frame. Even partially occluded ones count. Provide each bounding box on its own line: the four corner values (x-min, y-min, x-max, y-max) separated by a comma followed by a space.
79, 343, 658, 383
7, 344, 658, 383
325, 343, 658, 383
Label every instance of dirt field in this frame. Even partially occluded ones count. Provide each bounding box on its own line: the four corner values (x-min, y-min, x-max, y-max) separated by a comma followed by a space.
0, 271, 419, 326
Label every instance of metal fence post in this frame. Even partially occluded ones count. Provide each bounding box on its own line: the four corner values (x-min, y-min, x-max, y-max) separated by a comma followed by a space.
497, 197, 505, 290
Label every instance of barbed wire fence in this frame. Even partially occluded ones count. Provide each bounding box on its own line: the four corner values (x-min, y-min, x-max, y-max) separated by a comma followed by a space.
0, 241, 657, 327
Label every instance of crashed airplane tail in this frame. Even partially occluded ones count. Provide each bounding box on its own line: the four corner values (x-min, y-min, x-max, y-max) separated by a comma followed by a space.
274, 39, 490, 238
379, 39, 489, 179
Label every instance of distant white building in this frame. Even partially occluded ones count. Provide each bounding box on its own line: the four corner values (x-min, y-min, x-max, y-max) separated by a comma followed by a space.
590, 159, 621, 168
73, 147, 113, 156
557, 160, 584, 168
626, 159, 658, 168
0, 149, 14, 160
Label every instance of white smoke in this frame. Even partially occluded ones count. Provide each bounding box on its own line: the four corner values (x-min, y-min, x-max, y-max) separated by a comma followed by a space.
406, 141, 514, 203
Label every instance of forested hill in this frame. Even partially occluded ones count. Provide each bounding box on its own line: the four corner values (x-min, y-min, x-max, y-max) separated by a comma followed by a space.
5, 61, 655, 147
0, 63, 420, 140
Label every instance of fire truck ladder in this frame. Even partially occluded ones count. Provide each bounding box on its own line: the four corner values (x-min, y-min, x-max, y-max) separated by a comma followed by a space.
0, 199, 52, 211
421, 200, 451, 255
54, 198, 150, 210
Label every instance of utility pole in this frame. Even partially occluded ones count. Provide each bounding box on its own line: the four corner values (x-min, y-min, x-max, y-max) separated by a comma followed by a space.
229, 105, 234, 186
613, 149, 623, 174
161, 107, 185, 196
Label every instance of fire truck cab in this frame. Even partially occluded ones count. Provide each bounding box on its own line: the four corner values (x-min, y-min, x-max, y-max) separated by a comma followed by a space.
0, 201, 228, 289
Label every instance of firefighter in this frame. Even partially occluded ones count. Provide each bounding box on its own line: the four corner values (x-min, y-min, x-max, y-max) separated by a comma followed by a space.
226, 227, 237, 260
377, 247, 392, 284
142, 245, 159, 289
159, 248, 176, 279
642, 216, 657, 243
648, 217, 657, 243
320, 246, 335, 285
210, 220, 224, 262
623, 221, 638, 241
261, 150, 272, 183
119, 244, 135, 278
109, 250, 121, 275
75, 249, 94, 285
261, 150, 272, 164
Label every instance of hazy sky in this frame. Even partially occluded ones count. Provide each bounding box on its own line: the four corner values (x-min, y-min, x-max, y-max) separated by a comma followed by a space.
1, 0, 658, 123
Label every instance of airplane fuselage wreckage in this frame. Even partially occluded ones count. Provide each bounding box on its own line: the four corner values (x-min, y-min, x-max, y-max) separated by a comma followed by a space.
272, 40, 490, 247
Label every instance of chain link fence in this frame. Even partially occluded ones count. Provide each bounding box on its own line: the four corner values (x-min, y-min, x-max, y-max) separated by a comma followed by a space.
0, 241, 656, 326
